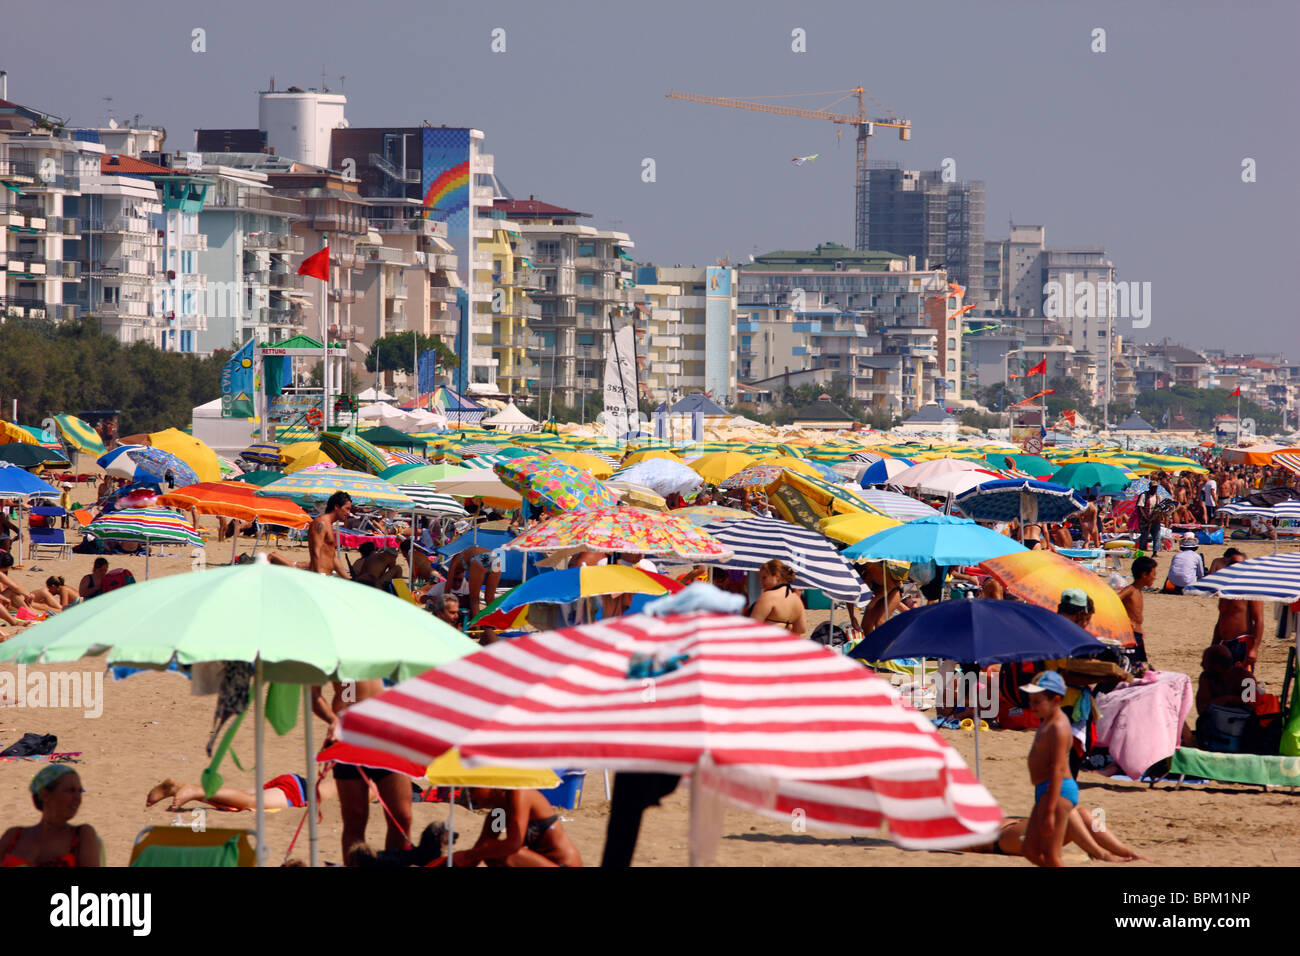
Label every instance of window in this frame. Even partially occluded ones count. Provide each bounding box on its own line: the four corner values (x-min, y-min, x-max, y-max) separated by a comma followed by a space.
948, 337, 956, 350
947, 318, 956, 330
947, 359, 956, 372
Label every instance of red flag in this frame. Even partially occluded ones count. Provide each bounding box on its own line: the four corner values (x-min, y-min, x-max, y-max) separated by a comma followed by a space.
1229, 385, 1241, 397
1026, 357, 1047, 377
298, 245, 330, 281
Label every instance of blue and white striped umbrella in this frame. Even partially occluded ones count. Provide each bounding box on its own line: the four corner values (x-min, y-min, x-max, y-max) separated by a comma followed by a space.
1216, 502, 1275, 518
849, 452, 885, 465
860, 458, 914, 486
1185, 553, 1300, 602
701, 517, 870, 603
97, 444, 149, 481
954, 479, 1087, 524
853, 489, 942, 522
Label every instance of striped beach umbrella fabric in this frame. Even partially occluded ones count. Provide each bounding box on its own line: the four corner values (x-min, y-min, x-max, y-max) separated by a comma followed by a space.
700, 517, 870, 603
393, 485, 469, 518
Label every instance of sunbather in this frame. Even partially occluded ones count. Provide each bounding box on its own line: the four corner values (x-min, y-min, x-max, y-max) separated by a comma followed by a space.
146, 775, 338, 812
975, 807, 1152, 862
1, 765, 100, 867
26, 576, 77, 614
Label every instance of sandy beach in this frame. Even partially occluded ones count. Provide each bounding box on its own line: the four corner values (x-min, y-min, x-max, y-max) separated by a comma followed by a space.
2, 530, 1297, 867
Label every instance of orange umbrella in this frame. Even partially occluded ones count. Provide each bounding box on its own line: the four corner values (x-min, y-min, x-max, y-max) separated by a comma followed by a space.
979, 550, 1135, 648
160, 481, 311, 529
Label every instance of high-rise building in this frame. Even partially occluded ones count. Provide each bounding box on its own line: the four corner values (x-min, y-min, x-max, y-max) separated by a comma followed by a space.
864, 162, 984, 297
635, 265, 737, 405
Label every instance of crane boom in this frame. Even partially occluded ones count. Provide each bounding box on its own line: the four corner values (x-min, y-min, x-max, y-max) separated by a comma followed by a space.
666, 87, 911, 251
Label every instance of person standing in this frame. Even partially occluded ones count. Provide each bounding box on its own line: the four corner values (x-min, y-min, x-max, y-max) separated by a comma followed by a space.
1201, 473, 1218, 521
1136, 485, 1162, 553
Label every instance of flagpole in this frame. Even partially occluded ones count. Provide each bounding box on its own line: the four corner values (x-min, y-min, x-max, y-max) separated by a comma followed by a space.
323, 234, 331, 433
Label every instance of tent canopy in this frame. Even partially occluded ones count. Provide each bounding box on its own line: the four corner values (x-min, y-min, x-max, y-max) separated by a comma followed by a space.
481, 401, 537, 431
358, 386, 396, 402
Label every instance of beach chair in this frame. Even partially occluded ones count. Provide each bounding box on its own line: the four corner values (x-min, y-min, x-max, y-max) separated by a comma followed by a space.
391, 579, 420, 605
129, 826, 258, 867
28, 508, 73, 560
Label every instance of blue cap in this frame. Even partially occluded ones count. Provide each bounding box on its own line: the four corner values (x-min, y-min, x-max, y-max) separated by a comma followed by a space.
1020, 670, 1067, 696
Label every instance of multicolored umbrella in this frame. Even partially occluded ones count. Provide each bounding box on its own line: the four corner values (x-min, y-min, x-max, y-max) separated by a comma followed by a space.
717, 464, 790, 489
493, 457, 619, 513
127, 447, 199, 488
381, 463, 473, 484
505, 507, 731, 560
979, 551, 1135, 648
859, 458, 915, 485
474, 565, 685, 629
255, 469, 413, 509
87, 507, 201, 546
336, 612, 1002, 851
241, 443, 283, 466
318, 430, 389, 476
142, 428, 221, 483
53, 414, 106, 456
605, 481, 669, 511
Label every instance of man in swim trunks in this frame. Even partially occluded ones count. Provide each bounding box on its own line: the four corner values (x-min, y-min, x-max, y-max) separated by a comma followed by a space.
267, 491, 353, 575
1021, 670, 1076, 867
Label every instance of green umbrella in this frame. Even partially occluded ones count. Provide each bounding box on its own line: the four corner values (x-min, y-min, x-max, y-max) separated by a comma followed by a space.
980, 452, 1056, 477
1049, 461, 1131, 495
358, 425, 427, 453
0, 560, 478, 866
234, 470, 286, 487
0, 442, 70, 469
382, 463, 473, 484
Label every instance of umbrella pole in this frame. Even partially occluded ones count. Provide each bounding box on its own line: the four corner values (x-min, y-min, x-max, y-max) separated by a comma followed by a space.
254, 658, 267, 867
231, 528, 239, 566
408, 508, 417, 591
446, 798, 454, 867
973, 668, 982, 780
144, 540, 150, 580
303, 685, 319, 867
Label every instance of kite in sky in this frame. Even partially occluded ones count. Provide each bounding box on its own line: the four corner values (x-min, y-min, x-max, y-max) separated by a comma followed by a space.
791, 154, 819, 165
965, 323, 1002, 335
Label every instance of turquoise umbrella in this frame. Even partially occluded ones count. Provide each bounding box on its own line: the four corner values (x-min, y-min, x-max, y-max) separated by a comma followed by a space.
842, 515, 1028, 566
1050, 461, 1131, 495
255, 468, 412, 509
0, 559, 479, 866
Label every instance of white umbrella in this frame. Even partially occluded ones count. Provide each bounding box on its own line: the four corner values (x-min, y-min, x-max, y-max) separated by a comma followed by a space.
889, 457, 989, 490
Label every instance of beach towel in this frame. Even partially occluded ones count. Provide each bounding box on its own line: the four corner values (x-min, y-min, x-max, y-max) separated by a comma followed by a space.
1095, 670, 1193, 780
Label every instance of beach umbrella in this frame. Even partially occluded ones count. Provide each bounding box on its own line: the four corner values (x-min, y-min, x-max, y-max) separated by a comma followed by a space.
687, 451, 759, 484
672, 505, 751, 527
1049, 461, 1132, 495
235, 470, 286, 487
393, 485, 468, 518
0, 421, 40, 447
609, 459, 704, 498
160, 481, 310, 565
142, 428, 221, 483
380, 462, 472, 484
889, 458, 990, 491
98, 444, 149, 480
506, 507, 731, 561
849, 601, 1107, 777
818, 512, 903, 547
842, 515, 1027, 566
621, 449, 683, 467
255, 469, 413, 509
382, 451, 427, 468
0, 442, 69, 469
605, 481, 669, 511
717, 464, 791, 489
853, 489, 942, 522
551, 450, 615, 479
776, 470, 889, 518
474, 565, 685, 629
493, 457, 619, 513
915, 468, 1003, 499
0, 461, 60, 499
1184, 552, 1300, 602
954, 479, 1087, 524
241, 443, 283, 467
429, 473, 524, 510
0, 559, 479, 866
127, 447, 199, 489
752, 455, 823, 476
357, 425, 428, 453
849, 451, 885, 465
53, 414, 107, 456
979, 452, 1055, 477
701, 517, 870, 603
318, 430, 389, 476
284, 448, 335, 475
336, 612, 1003, 854
85, 507, 202, 578
980, 551, 1135, 647
216, 456, 244, 478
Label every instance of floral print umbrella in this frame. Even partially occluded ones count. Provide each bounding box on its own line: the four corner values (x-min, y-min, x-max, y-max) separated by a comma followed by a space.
493, 457, 619, 513
504, 507, 732, 560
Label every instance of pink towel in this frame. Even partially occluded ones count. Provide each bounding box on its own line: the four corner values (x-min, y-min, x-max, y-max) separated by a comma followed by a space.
1095, 670, 1193, 780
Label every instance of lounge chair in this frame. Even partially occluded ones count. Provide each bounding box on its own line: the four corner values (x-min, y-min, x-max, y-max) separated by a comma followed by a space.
129, 826, 258, 867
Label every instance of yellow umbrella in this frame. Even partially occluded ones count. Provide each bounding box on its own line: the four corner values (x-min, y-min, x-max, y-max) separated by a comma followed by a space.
284, 448, 334, 474
278, 441, 321, 466
688, 451, 759, 484
148, 428, 221, 483
425, 748, 560, 789
553, 450, 613, 479
622, 449, 682, 467
0, 421, 39, 446
754, 455, 821, 477
818, 512, 902, 546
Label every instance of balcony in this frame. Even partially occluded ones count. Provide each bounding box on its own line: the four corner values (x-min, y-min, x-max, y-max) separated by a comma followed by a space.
243, 269, 270, 286
363, 246, 408, 265
0, 160, 37, 181
575, 256, 619, 271
328, 323, 367, 339
387, 284, 408, 300
427, 286, 457, 304
244, 232, 304, 253
329, 288, 360, 305
61, 261, 80, 279
269, 272, 304, 290
176, 233, 208, 251
7, 253, 46, 275
207, 192, 303, 217
371, 217, 438, 237
177, 273, 207, 290
84, 217, 151, 236
62, 218, 78, 236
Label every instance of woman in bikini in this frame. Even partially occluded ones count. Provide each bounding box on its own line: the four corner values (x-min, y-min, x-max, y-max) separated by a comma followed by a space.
27, 576, 80, 613
443, 787, 582, 867
974, 807, 1151, 863
1, 765, 100, 867
746, 558, 807, 635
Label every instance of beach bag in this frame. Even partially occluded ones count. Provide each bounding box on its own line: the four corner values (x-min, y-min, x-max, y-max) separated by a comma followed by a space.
810, 622, 848, 649
0, 733, 58, 758
1197, 528, 1225, 546
1198, 705, 1252, 753
99, 568, 135, 594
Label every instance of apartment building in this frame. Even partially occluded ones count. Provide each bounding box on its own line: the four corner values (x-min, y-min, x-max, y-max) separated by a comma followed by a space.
498, 196, 635, 409
634, 265, 737, 405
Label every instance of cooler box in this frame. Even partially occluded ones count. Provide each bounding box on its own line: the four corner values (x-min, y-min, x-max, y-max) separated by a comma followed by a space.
540, 770, 586, 809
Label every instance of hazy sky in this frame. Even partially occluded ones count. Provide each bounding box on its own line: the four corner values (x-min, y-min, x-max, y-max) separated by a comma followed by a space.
7, 0, 1297, 355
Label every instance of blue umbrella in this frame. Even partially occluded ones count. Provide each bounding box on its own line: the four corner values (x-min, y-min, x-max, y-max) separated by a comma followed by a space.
97, 445, 149, 481
860, 457, 914, 486
842, 515, 1027, 566
127, 447, 199, 489
0, 461, 59, 498
953, 479, 1086, 524
851, 599, 1107, 666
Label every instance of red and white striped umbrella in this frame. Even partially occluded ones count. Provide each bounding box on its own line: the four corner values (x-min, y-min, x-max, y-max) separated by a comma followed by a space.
338, 612, 1001, 848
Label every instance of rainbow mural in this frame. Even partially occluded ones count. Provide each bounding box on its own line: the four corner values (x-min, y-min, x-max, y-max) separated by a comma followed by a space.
422, 127, 473, 390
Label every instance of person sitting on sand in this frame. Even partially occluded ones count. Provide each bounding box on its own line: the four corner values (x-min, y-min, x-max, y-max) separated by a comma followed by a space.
442, 788, 582, 867
1196, 644, 1255, 720
350, 542, 400, 590
975, 807, 1152, 863
398, 536, 435, 583
1, 765, 100, 867
746, 559, 806, 635
1209, 547, 1245, 574
24, 576, 77, 615
146, 774, 338, 813
78, 557, 110, 600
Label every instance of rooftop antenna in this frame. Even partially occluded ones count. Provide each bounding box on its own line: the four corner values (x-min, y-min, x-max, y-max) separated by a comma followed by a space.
102, 95, 114, 124
320, 66, 328, 92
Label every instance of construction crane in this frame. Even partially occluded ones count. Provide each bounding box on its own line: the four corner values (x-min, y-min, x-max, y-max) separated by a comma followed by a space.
666, 87, 911, 252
